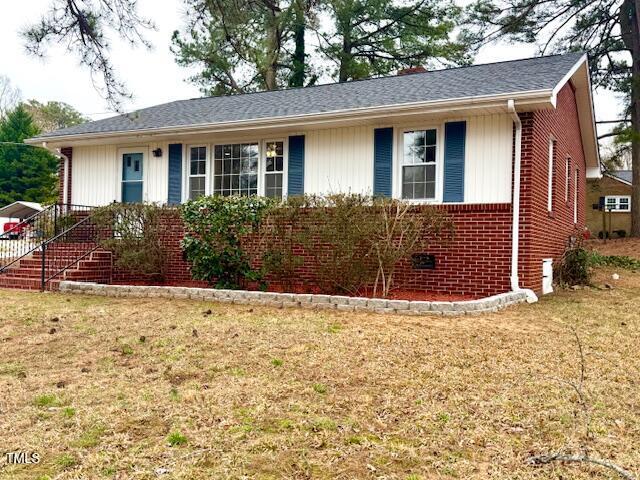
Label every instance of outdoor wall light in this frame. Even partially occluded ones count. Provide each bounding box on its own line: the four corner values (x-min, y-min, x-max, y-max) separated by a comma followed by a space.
152, 148, 163, 157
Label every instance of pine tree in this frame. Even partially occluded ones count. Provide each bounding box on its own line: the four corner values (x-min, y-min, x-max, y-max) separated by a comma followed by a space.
0, 106, 58, 205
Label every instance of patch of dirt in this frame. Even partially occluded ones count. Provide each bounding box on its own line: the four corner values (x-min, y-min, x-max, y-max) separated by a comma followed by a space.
586, 238, 640, 259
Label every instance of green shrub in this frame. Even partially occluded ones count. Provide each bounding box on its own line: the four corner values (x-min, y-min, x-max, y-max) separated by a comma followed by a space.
555, 236, 591, 286
588, 252, 640, 270
180, 195, 274, 289
93, 203, 169, 281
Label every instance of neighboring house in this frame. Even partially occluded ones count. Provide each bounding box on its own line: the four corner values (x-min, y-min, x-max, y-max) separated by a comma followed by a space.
587, 170, 632, 238
17, 52, 599, 297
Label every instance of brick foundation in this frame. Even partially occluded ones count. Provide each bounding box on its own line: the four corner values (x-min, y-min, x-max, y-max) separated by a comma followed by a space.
108, 204, 513, 297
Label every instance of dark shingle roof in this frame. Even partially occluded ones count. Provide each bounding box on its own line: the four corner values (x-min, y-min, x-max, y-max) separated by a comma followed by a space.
35, 52, 584, 140
609, 170, 632, 184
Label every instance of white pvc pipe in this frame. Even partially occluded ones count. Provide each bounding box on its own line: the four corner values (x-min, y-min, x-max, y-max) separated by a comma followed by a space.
508, 100, 538, 303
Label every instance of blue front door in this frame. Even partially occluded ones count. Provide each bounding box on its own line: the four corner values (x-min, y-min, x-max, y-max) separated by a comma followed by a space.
122, 152, 143, 203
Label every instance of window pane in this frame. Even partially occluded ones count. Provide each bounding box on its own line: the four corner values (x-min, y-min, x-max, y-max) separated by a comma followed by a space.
412, 130, 425, 146
213, 143, 259, 197
414, 183, 426, 199
266, 174, 277, 190
266, 157, 274, 172
426, 182, 435, 199
402, 181, 413, 200
403, 130, 436, 166
275, 157, 283, 171
425, 146, 436, 163
425, 129, 436, 145
189, 177, 205, 199
426, 164, 436, 183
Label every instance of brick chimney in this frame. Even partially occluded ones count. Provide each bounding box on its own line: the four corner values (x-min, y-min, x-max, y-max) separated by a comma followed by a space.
397, 66, 427, 76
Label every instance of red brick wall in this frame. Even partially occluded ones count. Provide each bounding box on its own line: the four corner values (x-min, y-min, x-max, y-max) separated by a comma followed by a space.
110, 204, 513, 297
518, 83, 587, 292
111, 210, 207, 287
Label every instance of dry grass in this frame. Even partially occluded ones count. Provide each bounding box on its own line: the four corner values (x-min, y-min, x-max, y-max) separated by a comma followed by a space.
0, 270, 639, 479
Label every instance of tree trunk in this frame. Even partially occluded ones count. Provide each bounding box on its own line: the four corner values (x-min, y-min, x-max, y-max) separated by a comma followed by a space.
263, 7, 281, 91
289, 0, 306, 87
338, 36, 352, 82
621, 0, 640, 236
630, 1, 640, 236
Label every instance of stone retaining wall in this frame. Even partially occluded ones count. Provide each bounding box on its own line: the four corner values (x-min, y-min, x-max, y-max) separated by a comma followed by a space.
59, 281, 533, 316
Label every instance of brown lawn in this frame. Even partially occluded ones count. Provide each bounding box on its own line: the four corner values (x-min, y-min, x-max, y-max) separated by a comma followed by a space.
0, 267, 639, 479
586, 237, 640, 260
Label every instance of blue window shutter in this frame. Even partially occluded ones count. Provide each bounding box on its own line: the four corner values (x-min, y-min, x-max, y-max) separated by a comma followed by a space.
168, 143, 182, 204
373, 127, 393, 197
288, 135, 305, 195
443, 121, 466, 203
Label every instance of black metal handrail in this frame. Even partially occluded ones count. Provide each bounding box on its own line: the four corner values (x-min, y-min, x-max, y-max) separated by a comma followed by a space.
39, 209, 113, 290
0, 204, 96, 274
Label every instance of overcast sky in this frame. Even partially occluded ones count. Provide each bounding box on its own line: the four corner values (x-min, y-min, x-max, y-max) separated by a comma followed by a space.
0, 0, 624, 137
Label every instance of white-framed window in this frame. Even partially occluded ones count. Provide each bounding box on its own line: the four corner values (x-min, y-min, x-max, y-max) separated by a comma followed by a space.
565, 156, 571, 202
605, 195, 631, 212
263, 140, 285, 199
188, 145, 208, 200
401, 128, 438, 200
547, 138, 555, 212
213, 143, 259, 196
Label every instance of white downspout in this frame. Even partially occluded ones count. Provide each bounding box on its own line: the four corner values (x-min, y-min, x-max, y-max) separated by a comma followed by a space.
508, 100, 538, 303
42, 142, 69, 205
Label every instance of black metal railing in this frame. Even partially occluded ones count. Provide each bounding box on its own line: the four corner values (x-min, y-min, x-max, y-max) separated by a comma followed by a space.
39, 213, 113, 290
0, 204, 96, 274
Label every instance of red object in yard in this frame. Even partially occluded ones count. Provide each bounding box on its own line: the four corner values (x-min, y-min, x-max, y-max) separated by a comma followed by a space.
583, 227, 591, 240
3, 221, 26, 236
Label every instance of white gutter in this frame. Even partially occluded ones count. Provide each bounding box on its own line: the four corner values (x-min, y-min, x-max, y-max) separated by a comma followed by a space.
42, 142, 69, 205
508, 100, 538, 303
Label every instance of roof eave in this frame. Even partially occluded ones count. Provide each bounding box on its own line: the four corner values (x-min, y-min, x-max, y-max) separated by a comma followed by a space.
26, 89, 555, 146
551, 53, 601, 171
603, 172, 632, 186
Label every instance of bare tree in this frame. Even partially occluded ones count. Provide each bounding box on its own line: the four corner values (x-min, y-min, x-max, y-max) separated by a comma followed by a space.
0, 75, 22, 120
22, 0, 156, 111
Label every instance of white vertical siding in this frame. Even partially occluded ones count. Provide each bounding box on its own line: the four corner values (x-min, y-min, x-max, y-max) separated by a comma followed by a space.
71, 145, 118, 206
464, 114, 513, 203
145, 142, 168, 203
69, 113, 513, 206
304, 125, 374, 195
72, 143, 169, 206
